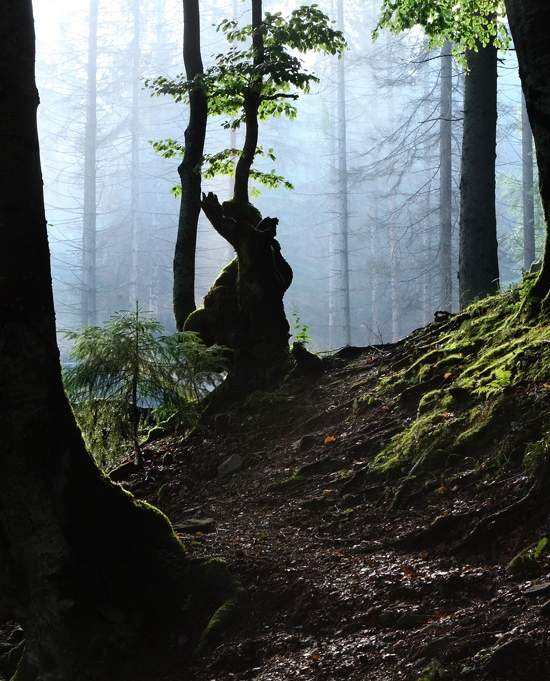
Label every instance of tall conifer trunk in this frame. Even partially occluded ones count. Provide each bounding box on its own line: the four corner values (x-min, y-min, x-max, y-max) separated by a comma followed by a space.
458, 44, 499, 308
81, 0, 98, 327
439, 41, 453, 311
129, 0, 141, 308
336, 0, 351, 346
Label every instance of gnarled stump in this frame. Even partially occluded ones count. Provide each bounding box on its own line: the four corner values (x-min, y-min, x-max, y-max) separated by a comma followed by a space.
190, 192, 293, 387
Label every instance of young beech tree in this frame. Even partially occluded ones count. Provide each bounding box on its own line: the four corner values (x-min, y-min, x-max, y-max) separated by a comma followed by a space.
0, 3, 229, 679
173, 0, 207, 331
377, 0, 506, 308
151, 1, 344, 383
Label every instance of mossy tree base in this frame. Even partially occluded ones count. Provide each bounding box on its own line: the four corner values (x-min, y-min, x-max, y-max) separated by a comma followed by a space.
188, 192, 293, 389
1, 394, 238, 681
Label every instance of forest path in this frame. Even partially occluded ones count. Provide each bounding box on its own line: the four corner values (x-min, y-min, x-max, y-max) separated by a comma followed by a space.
127, 340, 550, 681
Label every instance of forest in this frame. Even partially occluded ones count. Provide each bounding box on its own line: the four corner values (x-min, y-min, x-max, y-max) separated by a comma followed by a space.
1, 0, 550, 679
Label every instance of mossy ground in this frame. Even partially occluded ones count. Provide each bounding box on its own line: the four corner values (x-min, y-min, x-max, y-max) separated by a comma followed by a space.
363, 275, 550, 477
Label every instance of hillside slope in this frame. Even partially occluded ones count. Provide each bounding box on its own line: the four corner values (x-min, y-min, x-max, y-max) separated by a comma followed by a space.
122, 280, 550, 681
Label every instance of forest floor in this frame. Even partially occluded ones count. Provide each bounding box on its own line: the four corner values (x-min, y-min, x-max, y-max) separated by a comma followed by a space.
122, 282, 550, 681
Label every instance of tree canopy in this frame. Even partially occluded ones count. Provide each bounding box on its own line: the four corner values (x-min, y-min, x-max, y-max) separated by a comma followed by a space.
148, 4, 346, 194
377, 0, 508, 51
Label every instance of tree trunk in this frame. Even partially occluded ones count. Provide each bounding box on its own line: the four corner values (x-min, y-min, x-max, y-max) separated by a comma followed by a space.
439, 40, 453, 311
458, 44, 499, 308
81, 0, 98, 328
389, 222, 400, 341
233, 0, 263, 205
0, 5, 222, 678
129, 0, 141, 309
522, 94, 536, 271
174, 0, 208, 330
505, 0, 550, 306
336, 0, 351, 346
199, 193, 292, 386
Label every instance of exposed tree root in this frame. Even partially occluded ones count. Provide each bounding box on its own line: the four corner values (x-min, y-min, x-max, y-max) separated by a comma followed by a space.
456, 461, 550, 552
395, 511, 475, 550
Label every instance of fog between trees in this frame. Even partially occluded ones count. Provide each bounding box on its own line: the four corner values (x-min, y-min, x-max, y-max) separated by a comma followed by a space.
33, 0, 539, 353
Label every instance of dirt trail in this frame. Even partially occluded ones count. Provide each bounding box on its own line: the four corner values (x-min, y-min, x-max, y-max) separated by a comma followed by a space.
127, 345, 550, 681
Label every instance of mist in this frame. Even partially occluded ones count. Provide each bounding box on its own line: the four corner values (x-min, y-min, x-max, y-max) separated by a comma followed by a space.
33, 0, 532, 355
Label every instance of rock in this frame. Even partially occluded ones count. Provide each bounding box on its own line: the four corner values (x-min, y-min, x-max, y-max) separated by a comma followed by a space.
395, 612, 430, 629
302, 496, 332, 512
540, 599, 550, 617
217, 453, 244, 479
524, 580, 550, 597
175, 518, 216, 534
485, 638, 534, 676
214, 412, 231, 433
506, 547, 539, 577
108, 460, 137, 482
162, 451, 175, 466
294, 434, 316, 452
298, 456, 344, 476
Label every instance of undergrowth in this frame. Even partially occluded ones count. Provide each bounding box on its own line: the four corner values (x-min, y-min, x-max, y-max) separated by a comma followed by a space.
63, 312, 227, 468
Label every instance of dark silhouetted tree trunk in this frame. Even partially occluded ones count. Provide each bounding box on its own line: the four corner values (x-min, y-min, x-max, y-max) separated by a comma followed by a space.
199, 192, 292, 387
458, 44, 499, 308
505, 0, 550, 307
129, 0, 141, 308
174, 0, 208, 330
81, 0, 98, 327
0, 4, 218, 678
233, 0, 263, 205
190, 0, 293, 387
439, 40, 453, 311
522, 94, 536, 271
336, 0, 351, 346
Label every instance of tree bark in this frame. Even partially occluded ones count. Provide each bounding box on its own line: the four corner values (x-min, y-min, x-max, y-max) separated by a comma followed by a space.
458, 44, 499, 308
174, 0, 208, 330
233, 0, 263, 205
522, 94, 536, 271
505, 0, 550, 302
198, 192, 292, 385
336, 0, 351, 346
129, 0, 141, 309
0, 5, 218, 678
81, 0, 98, 328
439, 40, 453, 311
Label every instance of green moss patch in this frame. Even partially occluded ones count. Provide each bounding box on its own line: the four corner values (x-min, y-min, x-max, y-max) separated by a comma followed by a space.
362, 276, 550, 476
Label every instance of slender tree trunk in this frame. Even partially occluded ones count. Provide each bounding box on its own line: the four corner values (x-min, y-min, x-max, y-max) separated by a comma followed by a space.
225, 0, 240, 263
129, 0, 141, 308
439, 40, 453, 311
0, 5, 218, 677
336, 0, 351, 346
505, 0, 550, 307
458, 44, 499, 308
174, 0, 208, 330
369, 210, 380, 342
389, 222, 399, 341
233, 0, 263, 205
521, 94, 536, 271
81, 0, 98, 327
